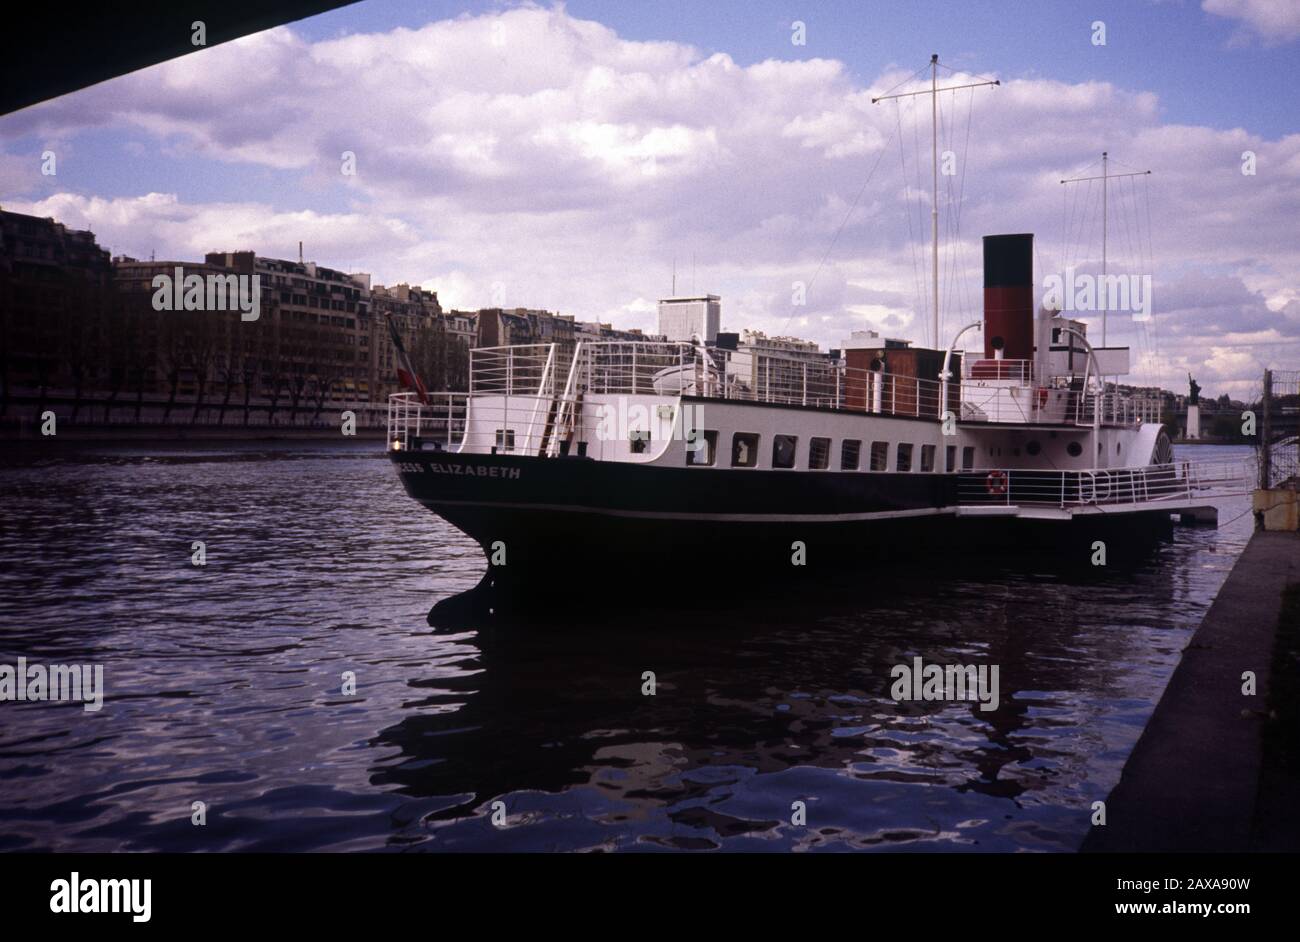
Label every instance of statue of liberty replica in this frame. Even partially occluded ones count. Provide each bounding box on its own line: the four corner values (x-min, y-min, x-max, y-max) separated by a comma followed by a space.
1186, 373, 1201, 439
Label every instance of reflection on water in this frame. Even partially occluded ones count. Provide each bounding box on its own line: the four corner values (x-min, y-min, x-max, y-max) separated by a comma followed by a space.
0, 441, 1254, 851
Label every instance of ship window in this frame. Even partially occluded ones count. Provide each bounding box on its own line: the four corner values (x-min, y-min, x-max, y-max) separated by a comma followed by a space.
495, 429, 515, 452
920, 444, 936, 473
869, 441, 889, 471
1026, 440, 1041, 456
962, 446, 975, 470
629, 429, 649, 454
732, 432, 759, 468
773, 434, 799, 469
809, 437, 831, 470
946, 445, 957, 472
897, 443, 914, 472
686, 430, 717, 466
841, 439, 862, 471
1067, 441, 1083, 458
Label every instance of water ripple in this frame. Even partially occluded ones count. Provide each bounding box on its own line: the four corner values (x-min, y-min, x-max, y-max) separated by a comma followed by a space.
0, 441, 1253, 851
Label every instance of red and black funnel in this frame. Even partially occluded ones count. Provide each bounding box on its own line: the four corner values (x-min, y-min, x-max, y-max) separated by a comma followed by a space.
982, 233, 1034, 362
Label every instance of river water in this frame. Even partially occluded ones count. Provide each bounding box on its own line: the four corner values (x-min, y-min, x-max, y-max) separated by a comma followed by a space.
0, 441, 1254, 852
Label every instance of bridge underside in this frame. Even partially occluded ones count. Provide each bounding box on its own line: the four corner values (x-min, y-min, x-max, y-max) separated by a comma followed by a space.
2, 1, 357, 116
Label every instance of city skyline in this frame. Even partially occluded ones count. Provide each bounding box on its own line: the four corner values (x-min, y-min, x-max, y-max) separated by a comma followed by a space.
1, 0, 1297, 399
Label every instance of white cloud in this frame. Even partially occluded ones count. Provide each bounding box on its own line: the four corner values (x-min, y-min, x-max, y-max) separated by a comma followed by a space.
1203, 0, 1300, 45
1, 4, 1297, 396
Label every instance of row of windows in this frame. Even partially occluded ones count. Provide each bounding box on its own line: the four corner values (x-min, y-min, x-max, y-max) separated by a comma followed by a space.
687, 431, 976, 473
277, 291, 358, 313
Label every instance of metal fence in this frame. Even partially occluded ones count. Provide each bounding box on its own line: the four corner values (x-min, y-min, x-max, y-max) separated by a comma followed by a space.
958, 457, 1254, 508
1262, 369, 1300, 488
387, 392, 468, 451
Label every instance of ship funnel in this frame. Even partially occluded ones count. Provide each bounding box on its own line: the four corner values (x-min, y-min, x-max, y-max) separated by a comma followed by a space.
982, 234, 1034, 362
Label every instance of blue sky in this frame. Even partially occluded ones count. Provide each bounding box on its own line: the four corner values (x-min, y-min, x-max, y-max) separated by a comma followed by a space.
10, 1, 1296, 212
2, 0, 1297, 396
293, 0, 1297, 135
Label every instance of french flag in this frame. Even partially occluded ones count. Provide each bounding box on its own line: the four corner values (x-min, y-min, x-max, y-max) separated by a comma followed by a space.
386, 314, 429, 404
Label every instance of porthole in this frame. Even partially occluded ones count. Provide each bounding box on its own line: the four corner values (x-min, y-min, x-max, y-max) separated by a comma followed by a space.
1066, 441, 1083, 458
1026, 440, 1041, 456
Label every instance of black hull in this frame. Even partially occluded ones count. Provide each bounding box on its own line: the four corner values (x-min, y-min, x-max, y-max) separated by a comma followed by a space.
392, 450, 1175, 592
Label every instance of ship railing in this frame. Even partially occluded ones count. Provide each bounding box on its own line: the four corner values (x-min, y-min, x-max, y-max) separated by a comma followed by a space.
1075, 391, 1163, 426
581, 341, 952, 417
729, 363, 949, 417
387, 391, 468, 451
581, 341, 702, 395
464, 340, 956, 419
958, 383, 1162, 427
961, 358, 1036, 383
957, 457, 1254, 508
448, 391, 683, 461
469, 344, 558, 396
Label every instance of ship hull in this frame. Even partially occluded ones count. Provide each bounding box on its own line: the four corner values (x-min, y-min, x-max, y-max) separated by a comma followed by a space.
392, 450, 1174, 590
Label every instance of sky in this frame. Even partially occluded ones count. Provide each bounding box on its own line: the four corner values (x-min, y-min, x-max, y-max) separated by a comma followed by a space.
2, 0, 1298, 399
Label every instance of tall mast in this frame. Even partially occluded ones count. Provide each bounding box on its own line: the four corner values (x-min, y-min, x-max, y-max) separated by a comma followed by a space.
872, 55, 998, 349
1060, 153, 1151, 348
931, 54, 939, 351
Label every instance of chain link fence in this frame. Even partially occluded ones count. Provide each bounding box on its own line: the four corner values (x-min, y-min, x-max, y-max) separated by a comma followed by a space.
1262, 369, 1300, 488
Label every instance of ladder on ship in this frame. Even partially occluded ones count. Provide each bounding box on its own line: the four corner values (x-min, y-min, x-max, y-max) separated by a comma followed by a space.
529, 342, 587, 458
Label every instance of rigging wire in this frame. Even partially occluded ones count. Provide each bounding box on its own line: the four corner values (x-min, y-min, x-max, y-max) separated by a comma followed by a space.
894, 98, 926, 340
909, 92, 932, 342
955, 84, 976, 329
782, 116, 901, 334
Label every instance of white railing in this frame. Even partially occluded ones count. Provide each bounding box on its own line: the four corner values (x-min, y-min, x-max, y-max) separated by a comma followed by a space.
1076, 391, 1163, 426
387, 392, 468, 451
388, 342, 1166, 450
456, 392, 662, 461
957, 457, 1254, 508
469, 344, 556, 396
962, 358, 1036, 383
959, 368, 1161, 428
465, 340, 953, 418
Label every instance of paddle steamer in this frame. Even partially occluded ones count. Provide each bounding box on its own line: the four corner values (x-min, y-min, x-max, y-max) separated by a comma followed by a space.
386, 232, 1248, 584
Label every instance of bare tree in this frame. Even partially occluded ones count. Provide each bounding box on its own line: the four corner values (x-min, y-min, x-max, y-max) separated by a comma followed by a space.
128, 304, 155, 424
411, 316, 449, 391
215, 316, 245, 426
185, 311, 220, 425
101, 300, 131, 423
158, 312, 186, 425
59, 276, 102, 424
239, 312, 272, 426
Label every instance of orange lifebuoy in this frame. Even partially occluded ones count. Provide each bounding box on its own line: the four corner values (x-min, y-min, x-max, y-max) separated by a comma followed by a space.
986, 470, 1009, 496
